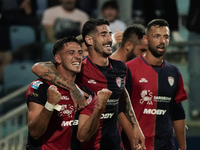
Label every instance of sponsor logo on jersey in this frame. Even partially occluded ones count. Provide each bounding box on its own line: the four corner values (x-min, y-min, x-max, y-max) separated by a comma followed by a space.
58, 104, 74, 117
140, 90, 153, 105
154, 96, 171, 103
116, 77, 123, 87
139, 78, 148, 83
106, 99, 119, 105
88, 79, 97, 84
32, 92, 39, 97
143, 109, 167, 115
140, 90, 172, 104
61, 96, 69, 100
61, 119, 79, 126
100, 113, 114, 119
31, 81, 43, 89
168, 76, 174, 86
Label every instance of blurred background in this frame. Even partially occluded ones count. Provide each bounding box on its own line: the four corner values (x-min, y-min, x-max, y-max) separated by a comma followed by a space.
0, 0, 199, 149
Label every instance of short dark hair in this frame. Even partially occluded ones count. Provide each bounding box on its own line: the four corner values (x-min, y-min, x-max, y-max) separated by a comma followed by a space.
76, 34, 84, 44
101, 1, 119, 11
146, 19, 169, 32
121, 24, 145, 47
82, 18, 110, 47
52, 36, 80, 56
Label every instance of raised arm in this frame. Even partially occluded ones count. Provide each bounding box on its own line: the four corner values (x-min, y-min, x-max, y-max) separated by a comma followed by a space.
28, 85, 61, 139
77, 89, 112, 142
31, 62, 88, 110
119, 87, 145, 150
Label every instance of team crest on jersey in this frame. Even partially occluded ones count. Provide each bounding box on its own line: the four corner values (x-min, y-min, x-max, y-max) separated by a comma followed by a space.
168, 76, 174, 86
31, 81, 43, 89
116, 77, 122, 88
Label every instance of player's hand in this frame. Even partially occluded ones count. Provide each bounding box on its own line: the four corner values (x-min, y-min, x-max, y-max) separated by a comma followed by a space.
47, 85, 61, 105
132, 125, 146, 150
114, 29, 123, 43
96, 88, 112, 110
70, 84, 89, 111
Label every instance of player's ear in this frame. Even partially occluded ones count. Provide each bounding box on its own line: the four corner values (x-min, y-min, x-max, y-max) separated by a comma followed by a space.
85, 35, 93, 46
143, 35, 148, 45
125, 42, 133, 51
54, 54, 61, 64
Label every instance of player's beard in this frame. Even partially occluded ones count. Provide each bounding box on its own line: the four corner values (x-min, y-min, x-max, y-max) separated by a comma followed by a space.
149, 44, 166, 58
94, 42, 112, 58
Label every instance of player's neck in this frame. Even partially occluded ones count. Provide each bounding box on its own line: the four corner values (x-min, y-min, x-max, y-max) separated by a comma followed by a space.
57, 67, 76, 82
144, 52, 164, 66
110, 48, 126, 62
88, 49, 109, 66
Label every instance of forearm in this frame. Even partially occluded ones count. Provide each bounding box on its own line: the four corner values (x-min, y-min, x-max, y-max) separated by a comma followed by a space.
28, 108, 53, 140
32, 62, 74, 91
118, 112, 134, 149
173, 119, 186, 150
119, 88, 138, 126
77, 107, 104, 142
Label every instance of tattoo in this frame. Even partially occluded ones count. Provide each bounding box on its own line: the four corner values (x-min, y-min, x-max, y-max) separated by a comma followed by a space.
69, 83, 84, 102
124, 96, 137, 126
119, 88, 137, 126
38, 64, 71, 90
38, 62, 84, 103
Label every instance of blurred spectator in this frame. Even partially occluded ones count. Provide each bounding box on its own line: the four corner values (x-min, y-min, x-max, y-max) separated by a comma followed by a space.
101, 0, 126, 51
186, 0, 200, 120
0, 0, 38, 26
142, 0, 184, 41
101, 0, 126, 33
41, 0, 89, 43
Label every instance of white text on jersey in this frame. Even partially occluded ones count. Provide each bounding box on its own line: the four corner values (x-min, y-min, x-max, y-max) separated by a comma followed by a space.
143, 109, 167, 115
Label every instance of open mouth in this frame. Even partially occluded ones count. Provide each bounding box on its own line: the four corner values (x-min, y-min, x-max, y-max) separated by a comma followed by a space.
72, 62, 80, 66
104, 44, 112, 50
157, 45, 165, 51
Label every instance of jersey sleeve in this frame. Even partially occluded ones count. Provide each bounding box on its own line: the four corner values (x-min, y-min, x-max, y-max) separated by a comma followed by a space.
174, 74, 188, 103
80, 94, 97, 116
26, 80, 49, 106
77, 83, 97, 116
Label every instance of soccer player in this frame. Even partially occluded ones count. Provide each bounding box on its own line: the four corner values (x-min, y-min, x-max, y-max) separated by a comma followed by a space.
31, 18, 145, 150
111, 24, 147, 62
126, 19, 187, 150
26, 36, 112, 150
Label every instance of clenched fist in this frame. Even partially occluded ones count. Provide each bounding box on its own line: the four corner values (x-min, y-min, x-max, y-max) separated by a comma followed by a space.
96, 88, 112, 110
47, 85, 61, 105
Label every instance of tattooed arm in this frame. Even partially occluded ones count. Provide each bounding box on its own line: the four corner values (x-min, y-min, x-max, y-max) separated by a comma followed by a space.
118, 87, 145, 150
31, 62, 88, 110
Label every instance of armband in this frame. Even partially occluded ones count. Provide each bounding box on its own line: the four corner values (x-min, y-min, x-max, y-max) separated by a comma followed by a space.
45, 101, 62, 111
45, 101, 55, 111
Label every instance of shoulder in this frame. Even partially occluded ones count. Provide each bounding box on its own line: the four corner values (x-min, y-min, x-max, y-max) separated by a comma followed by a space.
164, 61, 181, 74
110, 57, 127, 69
73, 8, 89, 18
126, 57, 141, 67
44, 5, 61, 13
27, 79, 51, 93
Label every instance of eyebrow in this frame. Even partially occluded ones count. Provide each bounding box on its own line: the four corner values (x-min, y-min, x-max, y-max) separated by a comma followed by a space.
101, 31, 112, 34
